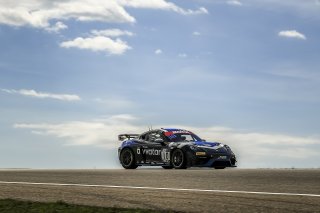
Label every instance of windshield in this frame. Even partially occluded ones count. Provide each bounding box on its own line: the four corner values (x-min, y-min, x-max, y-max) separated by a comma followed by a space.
165, 132, 202, 142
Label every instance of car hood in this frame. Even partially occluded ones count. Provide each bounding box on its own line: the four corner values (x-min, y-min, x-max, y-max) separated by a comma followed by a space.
194, 141, 221, 147
193, 141, 226, 151
172, 141, 227, 152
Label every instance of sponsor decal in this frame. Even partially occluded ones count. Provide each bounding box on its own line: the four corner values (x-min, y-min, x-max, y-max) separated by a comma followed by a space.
137, 148, 141, 154
170, 130, 189, 133
164, 131, 191, 136
143, 149, 161, 156
196, 152, 206, 156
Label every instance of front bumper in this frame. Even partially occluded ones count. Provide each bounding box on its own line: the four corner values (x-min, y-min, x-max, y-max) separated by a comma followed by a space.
187, 151, 237, 167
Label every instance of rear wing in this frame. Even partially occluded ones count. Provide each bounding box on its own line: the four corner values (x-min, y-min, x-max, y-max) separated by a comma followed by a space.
118, 134, 139, 141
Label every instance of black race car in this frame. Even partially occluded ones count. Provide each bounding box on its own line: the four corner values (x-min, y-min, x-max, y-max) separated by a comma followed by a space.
118, 128, 237, 169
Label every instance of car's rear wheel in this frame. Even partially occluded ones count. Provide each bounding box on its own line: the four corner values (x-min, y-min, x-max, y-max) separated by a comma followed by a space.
171, 149, 187, 169
120, 148, 138, 169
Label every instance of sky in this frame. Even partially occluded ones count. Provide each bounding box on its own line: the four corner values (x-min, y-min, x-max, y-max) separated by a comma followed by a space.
0, 0, 319, 169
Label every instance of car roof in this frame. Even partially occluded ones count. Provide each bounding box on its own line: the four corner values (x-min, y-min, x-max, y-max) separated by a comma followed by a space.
161, 128, 189, 132
139, 128, 191, 136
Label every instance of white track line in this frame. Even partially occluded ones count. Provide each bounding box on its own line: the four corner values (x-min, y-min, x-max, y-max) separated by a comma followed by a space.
0, 181, 319, 198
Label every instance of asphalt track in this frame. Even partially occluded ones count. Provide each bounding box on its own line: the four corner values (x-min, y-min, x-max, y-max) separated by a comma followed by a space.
0, 169, 320, 212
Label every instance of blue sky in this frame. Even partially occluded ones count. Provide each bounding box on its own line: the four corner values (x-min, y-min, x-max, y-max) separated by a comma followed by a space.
0, 0, 319, 168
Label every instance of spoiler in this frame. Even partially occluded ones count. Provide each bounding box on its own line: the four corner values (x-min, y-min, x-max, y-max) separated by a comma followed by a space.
118, 134, 139, 141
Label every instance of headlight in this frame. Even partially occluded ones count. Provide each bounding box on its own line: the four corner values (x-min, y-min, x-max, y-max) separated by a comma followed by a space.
224, 145, 231, 150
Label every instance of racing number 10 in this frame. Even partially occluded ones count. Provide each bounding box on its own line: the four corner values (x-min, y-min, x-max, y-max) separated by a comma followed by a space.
161, 149, 170, 162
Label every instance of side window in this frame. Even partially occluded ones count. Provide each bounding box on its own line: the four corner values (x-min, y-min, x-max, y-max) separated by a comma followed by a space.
139, 134, 146, 140
147, 132, 162, 142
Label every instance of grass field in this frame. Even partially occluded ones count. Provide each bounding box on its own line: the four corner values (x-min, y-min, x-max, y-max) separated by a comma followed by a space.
0, 199, 176, 213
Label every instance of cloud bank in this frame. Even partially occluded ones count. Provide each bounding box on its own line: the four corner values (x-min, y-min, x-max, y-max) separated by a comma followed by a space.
14, 114, 320, 168
14, 115, 140, 148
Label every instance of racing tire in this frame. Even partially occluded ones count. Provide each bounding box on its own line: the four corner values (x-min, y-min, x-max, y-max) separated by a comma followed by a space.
162, 165, 173, 169
120, 148, 138, 169
171, 149, 187, 169
214, 167, 226, 169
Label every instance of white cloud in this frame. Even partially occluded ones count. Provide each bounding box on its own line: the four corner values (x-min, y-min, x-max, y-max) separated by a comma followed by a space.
193, 31, 201, 36
91, 29, 134, 37
227, 0, 243, 6
0, 0, 208, 30
14, 114, 320, 167
120, 0, 208, 15
45, 21, 68, 33
1, 89, 81, 101
61, 28, 133, 55
60, 36, 131, 55
155, 49, 163, 54
0, 0, 135, 28
178, 53, 187, 58
278, 30, 306, 40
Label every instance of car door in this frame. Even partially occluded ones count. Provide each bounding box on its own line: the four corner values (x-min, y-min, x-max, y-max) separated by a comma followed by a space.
143, 131, 166, 164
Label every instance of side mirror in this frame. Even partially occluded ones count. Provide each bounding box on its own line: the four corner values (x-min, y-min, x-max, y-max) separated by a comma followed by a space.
202, 139, 206, 142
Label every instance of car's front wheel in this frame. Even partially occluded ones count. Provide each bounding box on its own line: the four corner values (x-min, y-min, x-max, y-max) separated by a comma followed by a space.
171, 149, 187, 169
120, 148, 138, 169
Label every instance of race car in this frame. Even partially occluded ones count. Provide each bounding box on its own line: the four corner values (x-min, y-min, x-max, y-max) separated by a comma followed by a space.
118, 128, 237, 169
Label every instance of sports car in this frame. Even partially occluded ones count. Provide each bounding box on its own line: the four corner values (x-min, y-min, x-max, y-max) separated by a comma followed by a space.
118, 128, 237, 169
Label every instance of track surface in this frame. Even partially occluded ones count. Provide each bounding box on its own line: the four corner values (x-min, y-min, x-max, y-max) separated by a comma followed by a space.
0, 169, 320, 212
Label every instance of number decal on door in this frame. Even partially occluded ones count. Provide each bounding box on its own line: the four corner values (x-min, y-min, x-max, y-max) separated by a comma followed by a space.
161, 149, 170, 162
